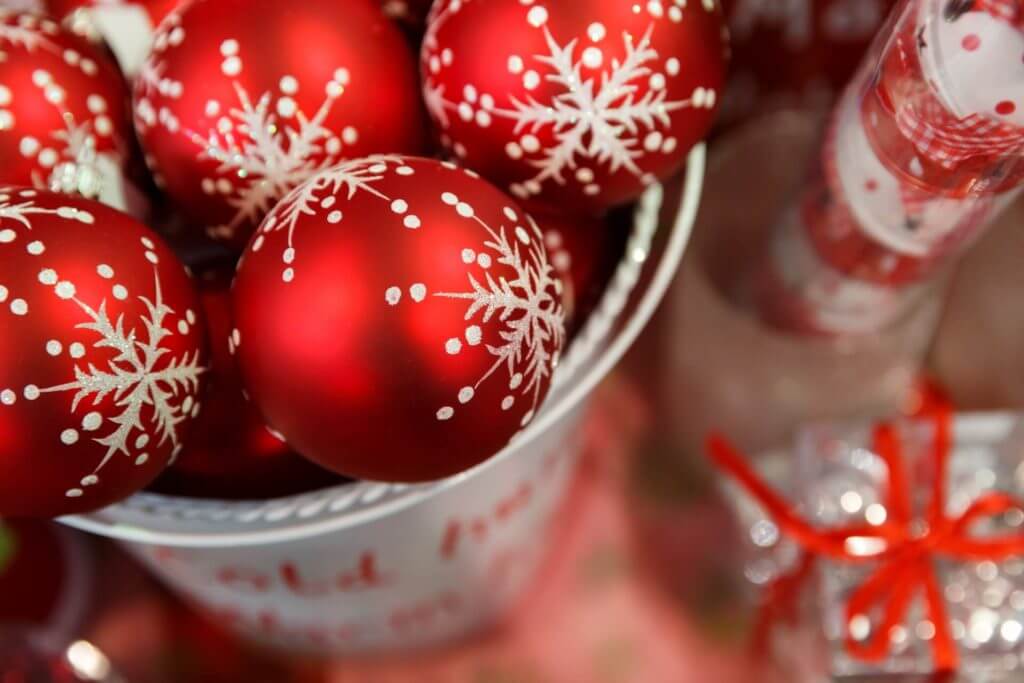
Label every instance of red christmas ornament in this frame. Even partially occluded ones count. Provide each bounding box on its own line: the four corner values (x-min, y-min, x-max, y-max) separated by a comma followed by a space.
151, 265, 343, 500
421, 0, 726, 213
233, 156, 567, 482
0, 11, 136, 209
134, 0, 426, 247
0, 188, 208, 518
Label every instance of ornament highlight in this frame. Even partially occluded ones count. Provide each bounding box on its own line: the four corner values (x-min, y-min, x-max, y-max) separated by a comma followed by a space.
233, 156, 566, 482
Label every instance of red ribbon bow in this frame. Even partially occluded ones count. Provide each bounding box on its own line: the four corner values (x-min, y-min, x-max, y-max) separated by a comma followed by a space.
707, 407, 1024, 672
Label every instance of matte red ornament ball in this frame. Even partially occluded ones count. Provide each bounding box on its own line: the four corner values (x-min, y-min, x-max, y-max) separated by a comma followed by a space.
150, 265, 343, 500
0, 188, 208, 518
233, 156, 567, 482
421, 0, 727, 213
134, 0, 426, 247
0, 12, 134, 206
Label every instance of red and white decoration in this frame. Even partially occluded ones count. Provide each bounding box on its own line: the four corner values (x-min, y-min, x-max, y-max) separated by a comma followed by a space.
0, 189, 207, 517
760, 0, 1024, 336
0, 12, 137, 211
134, 0, 425, 246
421, 0, 726, 212
233, 156, 566, 482
816, 88, 1009, 284
868, 0, 1024, 192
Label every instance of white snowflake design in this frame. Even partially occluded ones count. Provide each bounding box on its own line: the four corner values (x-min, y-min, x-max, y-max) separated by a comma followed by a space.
0, 10, 60, 54
136, 20, 358, 241
245, 158, 565, 427
423, 0, 718, 200
430, 202, 565, 427
0, 190, 205, 500
0, 13, 123, 200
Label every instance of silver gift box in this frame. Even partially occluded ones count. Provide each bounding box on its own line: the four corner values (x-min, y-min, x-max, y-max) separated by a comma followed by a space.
729, 413, 1024, 682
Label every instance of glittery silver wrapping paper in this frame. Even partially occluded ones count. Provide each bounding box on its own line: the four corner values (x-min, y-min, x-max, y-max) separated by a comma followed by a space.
728, 414, 1024, 682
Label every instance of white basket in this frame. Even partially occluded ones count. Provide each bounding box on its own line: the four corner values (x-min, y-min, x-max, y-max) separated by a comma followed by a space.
58, 145, 706, 655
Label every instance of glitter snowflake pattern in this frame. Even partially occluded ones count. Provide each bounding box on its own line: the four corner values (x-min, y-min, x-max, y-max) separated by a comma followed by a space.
423, 1, 718, 200
40, 259, 204, 499
253, 155, 409, 283
137, 23, 359, 241
0, 191, 205, 501
432, 202, 564, 427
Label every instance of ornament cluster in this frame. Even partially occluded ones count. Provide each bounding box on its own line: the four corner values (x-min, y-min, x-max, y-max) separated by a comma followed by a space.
0, 0, 726, 517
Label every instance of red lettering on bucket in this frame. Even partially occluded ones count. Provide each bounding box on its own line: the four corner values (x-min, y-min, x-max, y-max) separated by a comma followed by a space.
213, 606, 365, 646
388, 592, 462, 634
281, 552, 392, 595
217, 566, 271, 592
440, 482, 533, 559
212, 551, 393, 597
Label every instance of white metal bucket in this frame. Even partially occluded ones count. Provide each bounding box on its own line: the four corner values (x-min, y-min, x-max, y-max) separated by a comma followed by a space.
58, 145, 706, 655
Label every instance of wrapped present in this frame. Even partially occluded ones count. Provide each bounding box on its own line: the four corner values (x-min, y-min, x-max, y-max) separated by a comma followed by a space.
712, 408, 1024, 680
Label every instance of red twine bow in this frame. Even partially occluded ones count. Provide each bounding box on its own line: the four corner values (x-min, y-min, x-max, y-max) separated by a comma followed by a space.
707, 406, 1024, 672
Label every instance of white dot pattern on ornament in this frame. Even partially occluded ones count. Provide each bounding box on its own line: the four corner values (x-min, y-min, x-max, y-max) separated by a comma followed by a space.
422, 0, 718, 199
